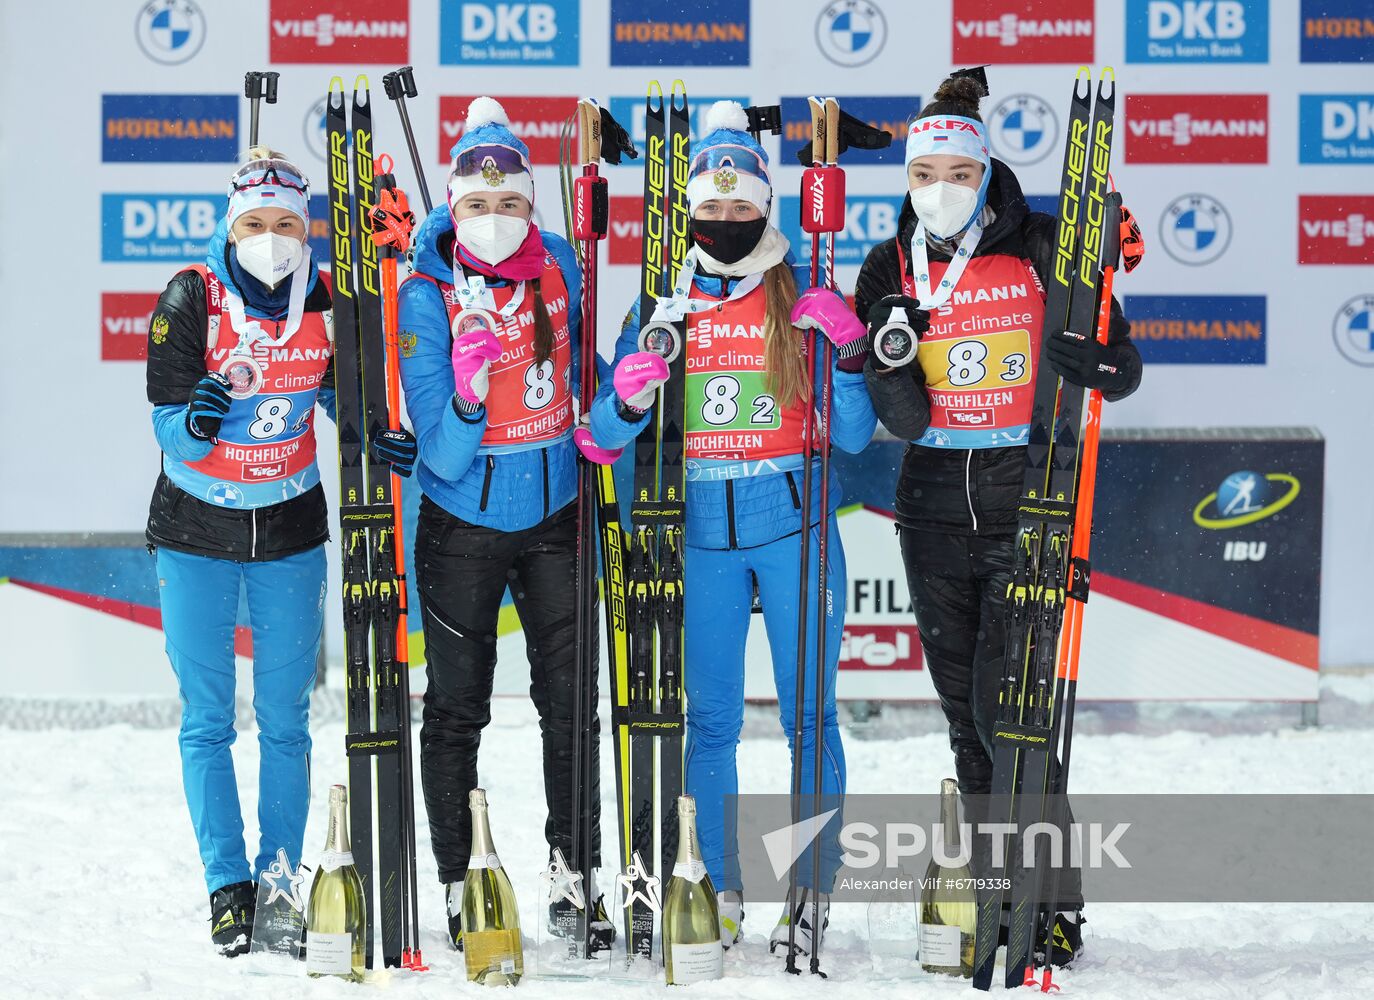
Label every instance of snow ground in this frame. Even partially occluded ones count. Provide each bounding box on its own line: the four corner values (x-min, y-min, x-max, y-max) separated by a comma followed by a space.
3, 673, 1372, 999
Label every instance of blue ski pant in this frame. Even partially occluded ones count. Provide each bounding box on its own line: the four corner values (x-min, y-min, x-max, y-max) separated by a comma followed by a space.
156, 545, 326, 894
684, 514, 847, 895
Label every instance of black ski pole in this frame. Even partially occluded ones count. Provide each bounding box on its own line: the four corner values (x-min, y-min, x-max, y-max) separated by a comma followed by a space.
243, 70, 278, 148
382, 66, 433, 216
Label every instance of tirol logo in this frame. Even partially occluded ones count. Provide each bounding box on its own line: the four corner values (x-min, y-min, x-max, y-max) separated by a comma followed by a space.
1125, 294, 1266, 364
1125, 94, 1267, 164
440, 0, 579, 65
1299, 95, 1374, 164
609, 196, 644, 265
438, 96, 578, 165
610, 0, 749, 66
844, 574, 921, 671
1298, 195, 1374, 265
1193, 470, 1300, 530
102, 194, 219, 263
303, 97, 329, 161
1160, 194, 1232, 265
607, 95, 748, 163
781, 96, 915, 166
136, 0, 207, 65
816, 1, 888, 68
779, 194, 905, 267
951, 0, 1095, 64
269, 0, 410, 63
102, 94, 237, 164
1333, 294, 1374, 367
101, 293, 160, 362
1125, 0, 1268, 63
1300, 0, 1374, 63
989, 93, 1058, 165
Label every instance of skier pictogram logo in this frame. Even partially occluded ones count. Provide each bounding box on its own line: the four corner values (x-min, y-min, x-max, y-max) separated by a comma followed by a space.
1193, 471, 1301, 529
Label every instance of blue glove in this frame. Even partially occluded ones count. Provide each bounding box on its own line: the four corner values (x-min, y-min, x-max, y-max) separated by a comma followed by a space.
186, 373, 233, 441
371, 427, 418, 478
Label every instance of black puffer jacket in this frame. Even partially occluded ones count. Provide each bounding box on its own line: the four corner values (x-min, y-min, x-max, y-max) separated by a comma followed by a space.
145, 267, 335, 561
855, 160, 1142, 535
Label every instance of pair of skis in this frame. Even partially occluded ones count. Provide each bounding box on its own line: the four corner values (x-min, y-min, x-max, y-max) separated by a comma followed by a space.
325, 76, 423, 972
970, 67, 1126, 992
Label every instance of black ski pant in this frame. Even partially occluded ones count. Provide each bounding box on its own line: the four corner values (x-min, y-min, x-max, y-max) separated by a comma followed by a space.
414, 497, 600, 885
899, 525, 1083, 910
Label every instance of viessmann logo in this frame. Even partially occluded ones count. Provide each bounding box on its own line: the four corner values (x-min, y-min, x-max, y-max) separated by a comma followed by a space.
1298, 195, 1374, 265
269, 0, 409, 63
1125, 94, 1267, 163
101, 292, 160, 361
438, 95, 577, 165
952, 0, 1095, 64
1193, 471, 1300, 529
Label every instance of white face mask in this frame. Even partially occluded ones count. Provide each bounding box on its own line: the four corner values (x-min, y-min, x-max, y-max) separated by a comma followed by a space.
908, 181, 981, 239
455, 212, 530, 265
235, 232, 305, 287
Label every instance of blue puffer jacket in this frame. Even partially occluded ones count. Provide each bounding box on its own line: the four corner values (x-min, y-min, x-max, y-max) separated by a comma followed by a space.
397, 206, 583, 531
589, 258, 877, 550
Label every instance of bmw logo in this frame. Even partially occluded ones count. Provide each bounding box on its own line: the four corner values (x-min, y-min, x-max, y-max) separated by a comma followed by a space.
989, 95, 1057, 166
1160, 194, 1232, 266
135, 0, 206, 66
816, 1, 887, 68
1333, 294, 1374, 368
207, 483, 245, 508
303, 97, 329, 162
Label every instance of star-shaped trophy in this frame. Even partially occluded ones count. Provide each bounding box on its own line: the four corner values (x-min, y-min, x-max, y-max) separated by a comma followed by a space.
539, 848, 586, 912
261, 848, 307, 914
615, 851, 662, 916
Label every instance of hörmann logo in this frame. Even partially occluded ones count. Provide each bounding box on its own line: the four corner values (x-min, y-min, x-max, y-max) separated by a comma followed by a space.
1126, 94, 1267, 163
1300, 0, 1374, 63
610, 0, 749, 66
269, 0, 409, 63
952, 0, 1095, 63
782, 96, 914, 166
102, 94, 237, 163
1299, 95, 1374, 164
1298, 195, 1374, 265
1125, 294, 1266, 364
1126, 0, 1267, 63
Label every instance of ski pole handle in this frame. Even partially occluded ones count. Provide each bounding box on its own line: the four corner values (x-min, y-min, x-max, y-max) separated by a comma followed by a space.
383, 65, 433, 216
243, 70, 279, 149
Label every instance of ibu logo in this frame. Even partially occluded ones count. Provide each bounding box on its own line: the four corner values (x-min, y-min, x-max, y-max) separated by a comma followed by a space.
440, 0, 579, 65
606, 95, 748, 164
102, 194, 219, 262
1127, 0, 1267, 62
777, 194, 905, 267
1159, 193, 1233, 266
1299, 95, 1374, 164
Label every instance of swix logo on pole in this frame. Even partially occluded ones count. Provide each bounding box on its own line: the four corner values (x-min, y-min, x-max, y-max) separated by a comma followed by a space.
269, 0, 410, 63
952, 0, 1096, 64
1298, 195, 1374, 264
1125, 94, 1268, 163
437, 95, 578, 165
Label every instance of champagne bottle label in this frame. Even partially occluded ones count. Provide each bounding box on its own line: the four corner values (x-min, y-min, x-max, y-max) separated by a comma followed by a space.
668, 941, 723, 984
467, 852, 502, 870
305, 931, 353, 976
671, 858, 707, 884
918, 923, 962, 967
318, 850, 354, 873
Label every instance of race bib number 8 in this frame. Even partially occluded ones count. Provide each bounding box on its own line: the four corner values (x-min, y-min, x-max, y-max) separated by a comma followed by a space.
920, 329, 1032, 392
687, 372, 779, 432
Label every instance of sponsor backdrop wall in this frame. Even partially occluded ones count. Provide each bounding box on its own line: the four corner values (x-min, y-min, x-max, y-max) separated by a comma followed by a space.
1, 0, 1370, 685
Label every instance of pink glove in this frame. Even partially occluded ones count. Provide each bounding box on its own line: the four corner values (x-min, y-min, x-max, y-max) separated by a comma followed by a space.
613, 352, 669, 414
791, 287, 869, 367
573, 426, 622, 465
451, 328, 503, 410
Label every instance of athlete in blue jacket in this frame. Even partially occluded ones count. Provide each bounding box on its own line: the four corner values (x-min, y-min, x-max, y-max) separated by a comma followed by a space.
396, 98, 612, 951
145, 147, 416, 956
587, 102, 877, 958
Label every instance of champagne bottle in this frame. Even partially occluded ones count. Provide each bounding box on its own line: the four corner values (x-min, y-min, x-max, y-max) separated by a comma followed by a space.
461, 788, 524, 985
305, 784, 367, 982
663, 795, 722, 986
919, 778, 978, 977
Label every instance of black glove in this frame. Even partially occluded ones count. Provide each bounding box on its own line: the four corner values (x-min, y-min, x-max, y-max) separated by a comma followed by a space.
1045, 330, 1129, 394
371, 427, 418, 478
866, 295, 930, 370
185, 372, 233, 441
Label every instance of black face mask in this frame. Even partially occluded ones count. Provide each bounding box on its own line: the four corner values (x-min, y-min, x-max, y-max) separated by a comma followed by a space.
691, 216, 768, 266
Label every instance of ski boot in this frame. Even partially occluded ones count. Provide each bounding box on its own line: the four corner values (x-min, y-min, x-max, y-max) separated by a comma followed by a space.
1035, 910, 1085, 968
209, 880, 256, 958
718, 890, 744, 949
768, 889, 829, 958
446, 882, 464, 951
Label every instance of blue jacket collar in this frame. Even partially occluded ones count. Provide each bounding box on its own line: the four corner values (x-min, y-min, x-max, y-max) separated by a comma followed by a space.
206, 217, 318, 319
